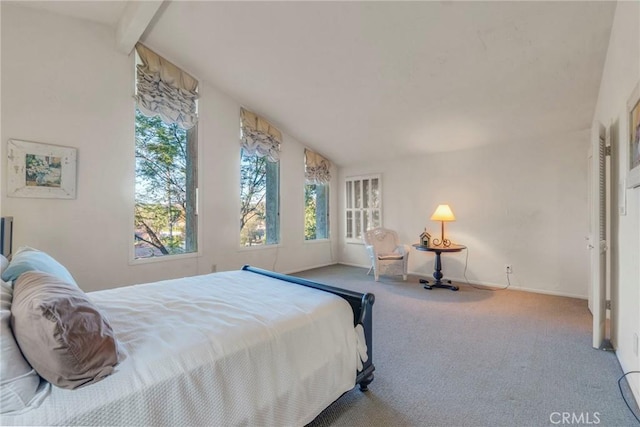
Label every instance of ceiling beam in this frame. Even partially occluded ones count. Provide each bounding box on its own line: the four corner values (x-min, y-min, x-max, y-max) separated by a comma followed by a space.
115, 0, 164, 55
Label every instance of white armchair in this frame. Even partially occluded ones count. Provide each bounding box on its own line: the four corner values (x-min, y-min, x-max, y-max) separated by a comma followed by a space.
363, 228, 410, 282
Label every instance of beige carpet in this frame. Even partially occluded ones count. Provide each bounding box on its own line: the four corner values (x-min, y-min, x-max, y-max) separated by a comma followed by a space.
296, 264, 639, 427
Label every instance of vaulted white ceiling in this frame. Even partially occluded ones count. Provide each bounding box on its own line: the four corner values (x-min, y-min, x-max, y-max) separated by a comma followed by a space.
15, 1, 616, 166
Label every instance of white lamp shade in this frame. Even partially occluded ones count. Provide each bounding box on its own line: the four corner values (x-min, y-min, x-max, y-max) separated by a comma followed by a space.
430, 204, 455, 222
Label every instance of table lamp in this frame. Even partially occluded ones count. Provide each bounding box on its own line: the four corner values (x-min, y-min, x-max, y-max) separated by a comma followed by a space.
430, 204, 455, 247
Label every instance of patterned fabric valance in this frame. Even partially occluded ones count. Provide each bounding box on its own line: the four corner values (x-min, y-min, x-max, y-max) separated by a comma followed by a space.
305, 149, 331, 184
135, 43, 199, 130
240, 108, 282, 162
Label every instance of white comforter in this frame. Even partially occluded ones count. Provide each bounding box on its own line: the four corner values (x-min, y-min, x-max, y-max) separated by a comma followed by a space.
2, 270, 359, 426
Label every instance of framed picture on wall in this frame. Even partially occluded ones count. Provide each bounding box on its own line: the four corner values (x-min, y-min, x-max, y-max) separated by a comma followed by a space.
626, 81, 640, 188
7, 139, 77, 199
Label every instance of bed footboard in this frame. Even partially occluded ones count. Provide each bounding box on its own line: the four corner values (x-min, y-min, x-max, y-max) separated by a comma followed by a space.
241, 265, 375, 391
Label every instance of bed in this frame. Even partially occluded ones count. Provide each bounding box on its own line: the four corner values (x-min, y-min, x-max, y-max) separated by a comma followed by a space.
1, 263, 375, 426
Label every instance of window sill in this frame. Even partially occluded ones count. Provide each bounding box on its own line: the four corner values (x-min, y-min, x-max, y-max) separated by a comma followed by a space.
129, 251, 200, 266
346, 239, 365, 245
237, 244, 281, 252
303, 239, 332, 245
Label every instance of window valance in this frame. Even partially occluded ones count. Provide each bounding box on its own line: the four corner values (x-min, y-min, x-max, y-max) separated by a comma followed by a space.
240, 108, 281, 162
305, 149, 331, 184
135, 43, 199, 130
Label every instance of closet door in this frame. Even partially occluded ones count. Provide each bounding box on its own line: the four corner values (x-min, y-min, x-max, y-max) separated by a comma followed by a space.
589, 122, 607, 349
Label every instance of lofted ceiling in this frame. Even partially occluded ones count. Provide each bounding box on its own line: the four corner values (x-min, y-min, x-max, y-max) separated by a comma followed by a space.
13, 1, 616, 167
13, 0, 127, 27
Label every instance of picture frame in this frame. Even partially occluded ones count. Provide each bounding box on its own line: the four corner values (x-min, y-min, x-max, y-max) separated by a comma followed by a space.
626, 81, 640, 188
7, 139, 77, 199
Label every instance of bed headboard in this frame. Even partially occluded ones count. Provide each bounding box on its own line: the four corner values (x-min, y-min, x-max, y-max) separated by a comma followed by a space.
1, 217, 13, 257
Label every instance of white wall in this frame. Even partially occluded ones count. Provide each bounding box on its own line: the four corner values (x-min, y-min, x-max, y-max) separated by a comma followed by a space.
592, 0, 640, 405
339, 130, 591, 299
0, 5, 339, 292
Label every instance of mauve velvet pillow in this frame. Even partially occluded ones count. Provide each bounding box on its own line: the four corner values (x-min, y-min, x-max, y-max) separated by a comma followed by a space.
10, 271, 121, 389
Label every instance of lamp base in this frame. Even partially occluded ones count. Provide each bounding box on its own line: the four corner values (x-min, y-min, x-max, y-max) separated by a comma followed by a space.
431, 221, 452, 247
419, 278, 459, 291
430, 238, 451, 247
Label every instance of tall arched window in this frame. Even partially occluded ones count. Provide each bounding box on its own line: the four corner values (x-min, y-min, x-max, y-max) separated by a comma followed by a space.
239, 108, 280, 247
133, 43, 199, 259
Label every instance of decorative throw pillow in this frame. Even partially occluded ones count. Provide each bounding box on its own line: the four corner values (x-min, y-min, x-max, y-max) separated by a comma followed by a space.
0, 255, 8, 275
0, 281, 49, 414
11, 272, 121, 389
1, 246, 77, 286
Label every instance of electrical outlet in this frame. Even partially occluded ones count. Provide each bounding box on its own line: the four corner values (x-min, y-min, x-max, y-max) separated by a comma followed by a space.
505, 264, 513, 274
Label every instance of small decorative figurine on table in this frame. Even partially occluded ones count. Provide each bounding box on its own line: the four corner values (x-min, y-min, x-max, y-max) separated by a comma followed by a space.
419, 229, 431, 247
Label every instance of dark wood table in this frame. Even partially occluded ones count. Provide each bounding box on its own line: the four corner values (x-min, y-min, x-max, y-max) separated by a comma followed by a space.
412, 243, 466, 291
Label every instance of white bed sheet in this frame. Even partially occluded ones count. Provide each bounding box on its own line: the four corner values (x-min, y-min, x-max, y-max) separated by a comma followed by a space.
2, 270, 358, 426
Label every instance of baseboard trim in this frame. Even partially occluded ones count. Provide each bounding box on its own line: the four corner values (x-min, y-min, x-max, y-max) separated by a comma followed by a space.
282, 262, 339, 275
441, 275, 587, 300
332, 263, 586, 300
337, 261, 369, 269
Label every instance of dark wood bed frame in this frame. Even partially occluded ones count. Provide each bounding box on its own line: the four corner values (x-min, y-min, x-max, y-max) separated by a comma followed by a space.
242, 265, 375, 391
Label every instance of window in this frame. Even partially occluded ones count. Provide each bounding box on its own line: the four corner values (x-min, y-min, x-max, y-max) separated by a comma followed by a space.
304, 149, 331, 241
133, 44, 198, 259
345, 174, 381, 241
239, 108, 281, 247
305, 183, 329, 240
240, 149, 280, 246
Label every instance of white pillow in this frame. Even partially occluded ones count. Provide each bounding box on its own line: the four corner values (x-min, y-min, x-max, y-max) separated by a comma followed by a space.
0, 281, 50, 414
